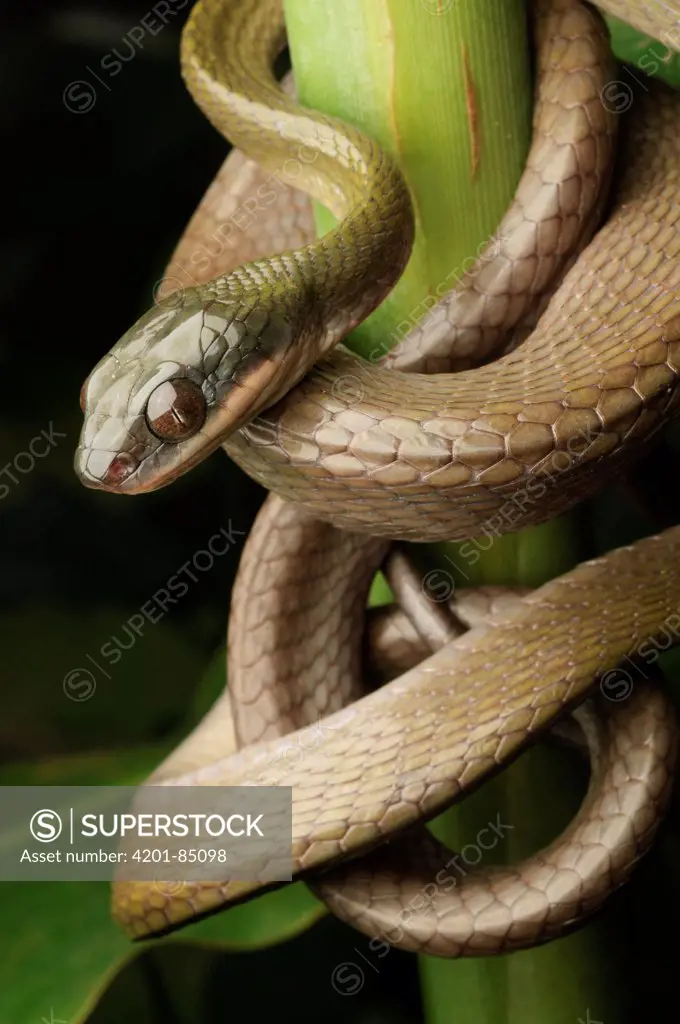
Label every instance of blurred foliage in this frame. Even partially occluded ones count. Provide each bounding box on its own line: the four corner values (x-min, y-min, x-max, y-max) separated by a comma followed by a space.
606, 15, 680, 86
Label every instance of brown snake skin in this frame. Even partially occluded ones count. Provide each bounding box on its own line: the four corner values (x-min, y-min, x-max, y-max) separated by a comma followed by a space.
116, 513, 680, 944
72, 0, 680, 948
226, 83, 680, 542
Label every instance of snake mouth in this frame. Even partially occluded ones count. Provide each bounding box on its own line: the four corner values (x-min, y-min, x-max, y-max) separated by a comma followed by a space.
74, 414, 239, 494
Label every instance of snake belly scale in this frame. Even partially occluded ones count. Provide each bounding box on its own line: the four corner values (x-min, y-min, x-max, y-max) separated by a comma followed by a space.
74, 0, 680, 951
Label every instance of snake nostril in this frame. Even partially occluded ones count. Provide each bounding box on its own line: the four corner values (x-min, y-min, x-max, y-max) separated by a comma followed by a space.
102, 452, 138, 488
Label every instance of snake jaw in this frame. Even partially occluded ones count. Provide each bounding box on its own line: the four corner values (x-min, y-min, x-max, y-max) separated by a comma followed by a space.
75, 291, 298, 493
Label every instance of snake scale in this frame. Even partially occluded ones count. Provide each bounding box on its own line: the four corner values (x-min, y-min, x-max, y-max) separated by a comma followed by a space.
75, 0, 680, 952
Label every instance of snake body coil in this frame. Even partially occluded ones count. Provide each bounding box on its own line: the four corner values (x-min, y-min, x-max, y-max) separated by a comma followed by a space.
75, 0, 680, 949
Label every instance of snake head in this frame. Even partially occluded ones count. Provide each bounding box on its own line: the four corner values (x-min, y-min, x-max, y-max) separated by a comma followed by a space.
75, 290, 294, 493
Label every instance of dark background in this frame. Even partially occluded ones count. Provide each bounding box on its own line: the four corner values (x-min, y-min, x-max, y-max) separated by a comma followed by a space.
0, 2, 424, 1020
1, 0, 264, 763
1, 2, 679, 1022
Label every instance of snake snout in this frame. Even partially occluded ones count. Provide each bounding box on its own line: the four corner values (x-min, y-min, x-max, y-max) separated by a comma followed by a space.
75, 447, 140, 492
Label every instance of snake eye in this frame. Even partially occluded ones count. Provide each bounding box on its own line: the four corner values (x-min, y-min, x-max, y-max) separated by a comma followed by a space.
145, 378, 207, 442
80, 378, 89, 413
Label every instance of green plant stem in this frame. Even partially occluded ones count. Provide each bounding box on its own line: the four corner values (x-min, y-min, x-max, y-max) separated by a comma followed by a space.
283, 0, 531, 350
283, 2, 621, 1022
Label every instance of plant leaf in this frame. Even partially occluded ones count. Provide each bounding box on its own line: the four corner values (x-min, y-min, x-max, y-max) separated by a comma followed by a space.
0, 736, 325, 1023
606, 16, 680, 87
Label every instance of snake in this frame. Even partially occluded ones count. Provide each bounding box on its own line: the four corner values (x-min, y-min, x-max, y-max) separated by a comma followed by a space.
74, 0, 680, 952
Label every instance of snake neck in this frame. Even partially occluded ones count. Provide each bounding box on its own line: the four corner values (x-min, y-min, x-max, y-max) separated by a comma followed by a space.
182, 0, 415, 352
